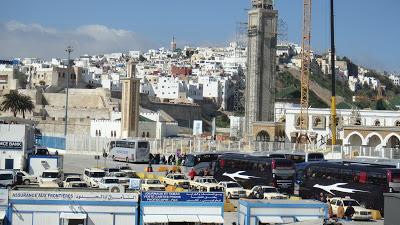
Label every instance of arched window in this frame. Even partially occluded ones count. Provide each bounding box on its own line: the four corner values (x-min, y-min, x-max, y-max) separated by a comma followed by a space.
374, 120, 381, 126
256, 131, 270, 142
111, 131, 114, 137
95, 130, 98, 136
142, 132, 146, 137
98, 130, 101, 136
113, 131, 116, 137
146, 132, 150, 138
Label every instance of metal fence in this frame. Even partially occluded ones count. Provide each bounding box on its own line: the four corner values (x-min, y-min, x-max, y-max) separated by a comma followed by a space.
41, 133, 400, 160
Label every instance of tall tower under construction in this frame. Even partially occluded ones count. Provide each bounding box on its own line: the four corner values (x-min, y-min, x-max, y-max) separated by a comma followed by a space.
244, 0, 278, 137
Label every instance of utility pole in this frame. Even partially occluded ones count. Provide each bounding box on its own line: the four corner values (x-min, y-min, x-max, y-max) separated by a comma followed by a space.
64, 46, 73, 137
330, 0, 337, 145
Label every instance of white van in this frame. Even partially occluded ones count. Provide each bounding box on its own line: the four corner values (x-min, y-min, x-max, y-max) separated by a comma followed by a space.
83, 168, 106, 188
38, 169, 63, 187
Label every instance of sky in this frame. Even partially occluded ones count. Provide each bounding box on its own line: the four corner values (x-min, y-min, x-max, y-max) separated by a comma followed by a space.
0, 0, 398, 72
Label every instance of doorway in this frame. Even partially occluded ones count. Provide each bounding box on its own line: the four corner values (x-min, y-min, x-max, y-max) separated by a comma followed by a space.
5, 159, 13, 169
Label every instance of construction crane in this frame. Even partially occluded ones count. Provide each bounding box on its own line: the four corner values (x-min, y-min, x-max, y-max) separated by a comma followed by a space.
298, 0, 312, 143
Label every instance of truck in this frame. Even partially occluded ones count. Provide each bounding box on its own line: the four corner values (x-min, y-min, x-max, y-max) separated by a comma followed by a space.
28, 155, 63, 178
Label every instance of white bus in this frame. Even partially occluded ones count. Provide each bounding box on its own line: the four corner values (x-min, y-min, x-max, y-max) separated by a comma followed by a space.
106, 139, 150, 163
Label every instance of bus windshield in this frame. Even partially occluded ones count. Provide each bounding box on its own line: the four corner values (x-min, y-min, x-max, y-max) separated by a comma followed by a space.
42, 172, 58, 178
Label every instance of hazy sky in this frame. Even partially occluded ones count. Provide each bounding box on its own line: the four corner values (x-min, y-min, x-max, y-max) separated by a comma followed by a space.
0, 0, 398, 72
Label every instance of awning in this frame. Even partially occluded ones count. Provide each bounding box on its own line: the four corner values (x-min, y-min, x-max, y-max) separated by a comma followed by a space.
198, 215, 224, 224
257, 216, 284, 224
0, 211, 5, 220
296, 216, 322, 222
168, 215, 200, 223
143, 215, 169, 223
60, 213, 87, 220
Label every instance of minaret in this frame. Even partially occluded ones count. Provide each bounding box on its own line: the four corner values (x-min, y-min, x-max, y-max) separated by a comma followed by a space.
171, 36, 177, 52
244, 0, 278, 137
121, 60, 140, 138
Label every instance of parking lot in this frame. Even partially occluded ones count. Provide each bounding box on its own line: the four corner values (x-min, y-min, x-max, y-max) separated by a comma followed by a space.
63, 154, 385, 225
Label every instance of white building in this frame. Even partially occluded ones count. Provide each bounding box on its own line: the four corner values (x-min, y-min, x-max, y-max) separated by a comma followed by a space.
389, 74, 400, 86
90, 109, 178, 139
282, 105, 400, 148
0, 124, 35, 170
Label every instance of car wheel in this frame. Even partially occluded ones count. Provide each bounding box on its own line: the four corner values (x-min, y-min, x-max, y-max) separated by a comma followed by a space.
228, 193, 232, 199
23, 179, 30, 185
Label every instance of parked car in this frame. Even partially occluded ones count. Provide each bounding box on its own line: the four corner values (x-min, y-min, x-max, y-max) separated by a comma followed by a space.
108, 172, 129, 188
330, 197, 372, 220
218, 181, 247, 199
63, 175, 86, 188
16, 171, 37, 185
190, 177, 223, 192
38, 169, 63, 187
160, 173, 190, 189
83, 168, 106, 188
98, 177, 120, 189
246, 185, 288, 199
0, 170, 18, 189
141, 179, 166, 191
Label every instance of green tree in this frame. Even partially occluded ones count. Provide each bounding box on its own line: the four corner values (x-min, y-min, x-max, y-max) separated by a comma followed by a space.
0, 90, 35, 118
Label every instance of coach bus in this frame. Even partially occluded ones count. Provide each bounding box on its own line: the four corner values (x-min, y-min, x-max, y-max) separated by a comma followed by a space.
213, 153, 296, 194
181, 152, 223, 175
106, 139, 150, 163
252, 151, 325, 164
298, 161, 400, 213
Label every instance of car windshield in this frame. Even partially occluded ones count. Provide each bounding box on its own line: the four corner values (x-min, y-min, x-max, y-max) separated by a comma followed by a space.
114, 173, 126, 177
104, 179, 119, 184
147, 180, 161, 184
42, 172, 58, 178
119, 166, 131, 170
107, 168, 120, 173
90, 172, 105, 178
174, 175, 185, 179
67, 177, 81, 182
263, 187, 278, 193
343, 200, 360, 207
125, 172, 137, 178
202, 178, 217, 183
227, 183, 242, 188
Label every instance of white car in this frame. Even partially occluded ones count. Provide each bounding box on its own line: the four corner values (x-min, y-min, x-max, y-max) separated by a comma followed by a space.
246, 186, 288, 199
330, 197, 372, 220
218, 181, 247, 199
141, 179, 166, 191
190, 177, 223, 192
98, 177, 120, 189
160, 173, 190, 189
83, 168, 106, 188
38, 169, 63, 187
63, 175, 86, 188
16, 171, 37, 185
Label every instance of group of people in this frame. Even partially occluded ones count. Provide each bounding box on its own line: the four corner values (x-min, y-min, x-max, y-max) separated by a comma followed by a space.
319, 193, 355, 221
149, 153, 186, 166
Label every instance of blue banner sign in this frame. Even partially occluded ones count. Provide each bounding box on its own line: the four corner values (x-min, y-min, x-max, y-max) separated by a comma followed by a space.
141, 192, 224, 203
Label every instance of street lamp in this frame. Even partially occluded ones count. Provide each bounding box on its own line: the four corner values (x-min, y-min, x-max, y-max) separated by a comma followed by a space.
64, 46, 73, 136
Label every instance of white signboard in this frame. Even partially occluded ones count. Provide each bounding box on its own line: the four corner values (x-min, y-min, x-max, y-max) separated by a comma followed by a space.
10, 191, 138, 202
129, 178, 141, 190
193, 120, 203, 135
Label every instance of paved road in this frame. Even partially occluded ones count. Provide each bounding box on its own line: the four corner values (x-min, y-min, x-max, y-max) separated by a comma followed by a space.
63, 154, 384, 225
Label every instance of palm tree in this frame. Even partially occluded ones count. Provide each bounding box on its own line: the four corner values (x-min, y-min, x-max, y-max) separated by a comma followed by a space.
0, 90, 35, 118
20, 95, 35, 119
